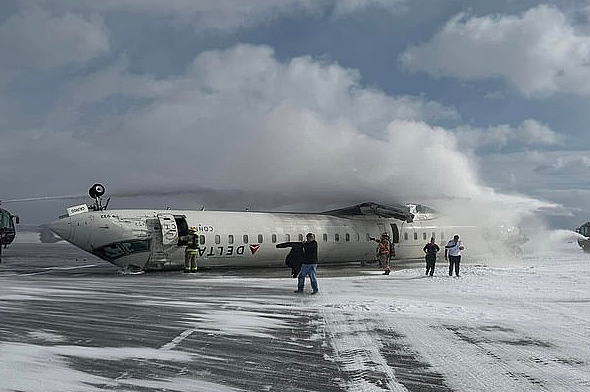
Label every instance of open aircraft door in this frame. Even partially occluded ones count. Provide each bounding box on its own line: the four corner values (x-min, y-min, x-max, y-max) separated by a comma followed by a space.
145, 214, 180, 269
157, 214, 178, 246
390, 223, 400, 244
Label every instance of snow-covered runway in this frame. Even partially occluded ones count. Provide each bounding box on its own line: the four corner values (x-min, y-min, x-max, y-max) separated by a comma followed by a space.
1, 243, 589, 391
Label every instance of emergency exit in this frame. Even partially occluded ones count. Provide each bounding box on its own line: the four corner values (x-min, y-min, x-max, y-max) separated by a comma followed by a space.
390, 223, 399, 243
157, 214, 178, 246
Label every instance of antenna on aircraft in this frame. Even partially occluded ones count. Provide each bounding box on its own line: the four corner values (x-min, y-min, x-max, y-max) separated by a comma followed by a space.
88, 183, 109, 211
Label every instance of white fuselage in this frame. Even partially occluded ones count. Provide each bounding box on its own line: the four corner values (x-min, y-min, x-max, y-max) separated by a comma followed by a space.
49, 208, 475, 271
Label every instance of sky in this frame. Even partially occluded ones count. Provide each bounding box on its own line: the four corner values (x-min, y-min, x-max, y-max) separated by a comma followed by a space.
2, 0, 590, 229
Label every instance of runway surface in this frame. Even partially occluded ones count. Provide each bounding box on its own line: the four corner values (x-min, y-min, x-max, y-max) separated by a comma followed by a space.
1, 242, 590, 391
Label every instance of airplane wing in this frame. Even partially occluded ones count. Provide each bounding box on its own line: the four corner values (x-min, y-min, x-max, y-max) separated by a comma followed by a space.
323, 202, 414, 223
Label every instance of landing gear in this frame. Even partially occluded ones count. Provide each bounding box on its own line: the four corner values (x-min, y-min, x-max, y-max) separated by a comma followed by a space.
88, 183, 109, 211
88, 183, 105, 199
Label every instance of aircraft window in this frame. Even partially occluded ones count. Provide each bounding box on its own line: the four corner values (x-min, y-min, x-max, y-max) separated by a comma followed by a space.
298, 234, 304, 241
423, 232, 427, 240
258, 234, 263, 243
285, 234, 291, 242
356, 233, 360, 242
335, 233, 340, 242
323, 233, 328, 242
243, 234, 249, 243
345, 233, 350, 242
366, 233, 371, 241
121, 240, 150, 254
215, 235, 221, 244
228, 235, 234, 244
199, 235, 205, 245
413, 232, 418, 240
93, 243, 125, 260
404, 232, 408, 241
272, 234, 277, 243
432, 232, 436, 239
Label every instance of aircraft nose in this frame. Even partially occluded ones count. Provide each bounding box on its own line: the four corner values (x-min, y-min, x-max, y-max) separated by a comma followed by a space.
49, 218, 71, 241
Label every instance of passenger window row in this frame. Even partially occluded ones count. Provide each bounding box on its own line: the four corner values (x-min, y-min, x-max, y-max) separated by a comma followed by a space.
200, 232, 372, 244
402, 231, 445, 241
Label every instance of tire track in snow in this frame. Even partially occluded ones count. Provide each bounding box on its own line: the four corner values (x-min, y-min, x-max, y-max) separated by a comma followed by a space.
322, 308, 405, 391
322, 308, 454, 391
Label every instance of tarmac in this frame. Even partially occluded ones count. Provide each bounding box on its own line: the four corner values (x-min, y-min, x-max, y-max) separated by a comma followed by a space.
5, 243, 588, 391
0, 243, 441, 392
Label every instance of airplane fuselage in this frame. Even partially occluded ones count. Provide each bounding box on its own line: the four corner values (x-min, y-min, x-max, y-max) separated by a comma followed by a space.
50, 208, 469, 271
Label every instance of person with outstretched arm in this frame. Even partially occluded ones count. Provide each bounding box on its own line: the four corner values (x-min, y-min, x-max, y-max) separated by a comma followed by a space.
276, 241, 304, 278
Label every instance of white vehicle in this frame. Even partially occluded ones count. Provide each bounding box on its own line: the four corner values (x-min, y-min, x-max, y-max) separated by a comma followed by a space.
49, 184, 499, 272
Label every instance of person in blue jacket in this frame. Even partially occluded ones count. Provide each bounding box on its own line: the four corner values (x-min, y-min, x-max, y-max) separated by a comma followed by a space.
296, 233, 319, 294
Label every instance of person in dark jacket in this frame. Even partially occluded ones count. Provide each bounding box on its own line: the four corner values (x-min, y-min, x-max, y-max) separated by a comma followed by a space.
296, 233, 319, 294
423, 237, 440, 276
276, 241, 304, 277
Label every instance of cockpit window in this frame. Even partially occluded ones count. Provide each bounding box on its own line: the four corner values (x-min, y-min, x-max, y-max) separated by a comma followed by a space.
0, 210, 14, 230
94, 239, 150, 261
121, 240, 150, 254
93, 243, 126, 260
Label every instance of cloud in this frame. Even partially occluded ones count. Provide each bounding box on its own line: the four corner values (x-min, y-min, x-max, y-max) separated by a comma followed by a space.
38, 44, 463, 201
0, 43, 551, 228
399, 4, 590, 97
480, 150, 590, 190
453, 119, 564, 152
532, 155, 590, 175
332, 0, 409, 17
4, 45, 454, 196
478, 149, 590, 227
37, 0, 410, 32
0, 6, 109, 77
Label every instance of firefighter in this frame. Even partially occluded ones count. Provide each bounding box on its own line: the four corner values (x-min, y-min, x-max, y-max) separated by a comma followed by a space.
370, 233, 393, 275
184, 227, 199, 273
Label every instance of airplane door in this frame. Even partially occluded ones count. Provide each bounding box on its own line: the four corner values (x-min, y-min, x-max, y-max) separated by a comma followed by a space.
157, 214, 178, 246
390, 223, 399, 244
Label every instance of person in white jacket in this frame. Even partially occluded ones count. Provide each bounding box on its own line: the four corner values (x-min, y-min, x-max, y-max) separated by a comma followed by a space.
444, 234, 464, 277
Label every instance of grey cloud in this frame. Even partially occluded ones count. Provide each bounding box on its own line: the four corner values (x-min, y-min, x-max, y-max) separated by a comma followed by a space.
399, 4, 590, 97
532, 155, 590, 174
332, 0, 409, 17
2, 44, 521, 218
479, 149, 590, 227
0, 6, 109, 77
36, 0, 409, 32
453, 119, 564, 151
1, 34, 553, 229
